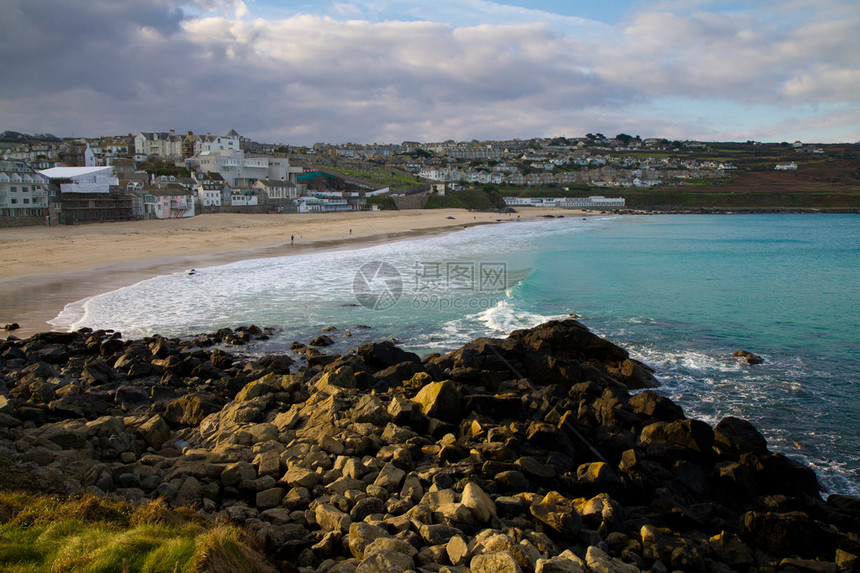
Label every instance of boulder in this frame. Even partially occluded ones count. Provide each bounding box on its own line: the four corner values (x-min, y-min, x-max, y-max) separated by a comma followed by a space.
357, 341, 420, 370
315, 366, 357, 395
639, 419, 714, 457
628, 390, 685, 422
136, 414, 171, 449
164, 393, 224, 426
471, 551, 523, 573
316, 503, 351, 533
733, 350, 764, 365
234, 374, 282, 402
356, 550, 414, 573
352, 394, 390, 425
713, 416, 768, 456
310, 335, 334, 347
461, 481, 497, 523
348, 522, 388, 560
412, 380, 462, 423
585, 545, 639, 573
530, 491, 583, 537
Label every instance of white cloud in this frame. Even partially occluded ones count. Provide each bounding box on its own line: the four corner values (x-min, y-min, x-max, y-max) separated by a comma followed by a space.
0, 0, 858, 143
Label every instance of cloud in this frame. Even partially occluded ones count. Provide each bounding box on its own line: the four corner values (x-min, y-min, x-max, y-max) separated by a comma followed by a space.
0, 0, 857, 143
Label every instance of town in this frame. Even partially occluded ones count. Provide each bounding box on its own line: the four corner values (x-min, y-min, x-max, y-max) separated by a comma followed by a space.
1, 129, 857, 226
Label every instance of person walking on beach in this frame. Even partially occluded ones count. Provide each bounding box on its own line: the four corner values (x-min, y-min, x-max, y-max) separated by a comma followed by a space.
291, 235, 294, 244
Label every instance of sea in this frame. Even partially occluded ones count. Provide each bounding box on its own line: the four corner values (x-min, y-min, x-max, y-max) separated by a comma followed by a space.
52, 214, 860, 495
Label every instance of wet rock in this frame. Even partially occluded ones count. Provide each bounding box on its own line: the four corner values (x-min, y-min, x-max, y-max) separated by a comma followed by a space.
713, 416, 768, 456
733, 350, 764, 365
628, 390, 684, 422
310, 335, 334, 347
357, 341, 421, 370
639, 419, 714, 458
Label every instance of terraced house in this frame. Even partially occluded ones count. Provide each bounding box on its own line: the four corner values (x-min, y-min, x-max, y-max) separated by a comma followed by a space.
0, 160, 51, 221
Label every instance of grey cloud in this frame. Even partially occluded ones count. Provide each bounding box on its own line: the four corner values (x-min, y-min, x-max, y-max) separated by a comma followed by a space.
1, 0, 858, 143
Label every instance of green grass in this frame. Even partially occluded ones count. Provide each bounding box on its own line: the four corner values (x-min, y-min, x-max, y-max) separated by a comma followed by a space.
323, 166, 422, 189
425, 188, 506, 210
0, 492, 275, 573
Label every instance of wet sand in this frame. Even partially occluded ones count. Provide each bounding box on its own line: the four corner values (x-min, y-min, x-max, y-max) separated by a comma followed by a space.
1, 209, 576, 337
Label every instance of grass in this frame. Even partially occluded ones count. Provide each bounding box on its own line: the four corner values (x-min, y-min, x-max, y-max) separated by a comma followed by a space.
425, 188, 506, 210
0, 492, 275, 573
323, 165, 422, 189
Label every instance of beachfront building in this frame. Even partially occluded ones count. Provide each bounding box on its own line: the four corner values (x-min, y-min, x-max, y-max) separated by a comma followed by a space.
38, 165, 135, 224
296, 196, 368, 213
190, 149, 302, 188
503, 196, 625, 209
0, 160, 51, 222
253, 179, 299, 202
140, 187, 195, 219
230, 188, 259, 207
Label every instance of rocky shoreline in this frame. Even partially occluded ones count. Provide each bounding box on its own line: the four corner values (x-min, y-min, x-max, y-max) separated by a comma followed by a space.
1, 319, 858, 572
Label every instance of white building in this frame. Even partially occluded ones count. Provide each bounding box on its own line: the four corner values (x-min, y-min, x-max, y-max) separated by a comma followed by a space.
191, 149, 302, 187
503, 195, 625, 208
38, 166, 118, 194
775, 162, 798, 171
134, 131, 184, 160
0, 161, 51, 218
230, 189, 259, 206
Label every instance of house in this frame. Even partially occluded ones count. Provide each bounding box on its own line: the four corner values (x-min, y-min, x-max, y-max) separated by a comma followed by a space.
197, 130, 241, 154
0, 160, 51, 220
253, 179, 299, 202
191, 148, 302, 187
139, 185, 195, 219
134, 130, 185, 160
230, 188, 259, 207
193, 172, 230, 207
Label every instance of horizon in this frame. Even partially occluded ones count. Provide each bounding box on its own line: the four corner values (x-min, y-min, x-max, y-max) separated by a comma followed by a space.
1, 128, 857, 148
1, 1, 858, 146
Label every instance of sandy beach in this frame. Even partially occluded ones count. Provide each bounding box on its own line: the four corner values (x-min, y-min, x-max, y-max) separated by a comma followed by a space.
0, 208, 573, 337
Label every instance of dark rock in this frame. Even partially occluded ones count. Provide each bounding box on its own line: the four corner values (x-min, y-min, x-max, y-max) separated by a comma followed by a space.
629, 390, 685, 422
741, 511, 836, 559
733, 350, 764, 365
639, 419, 714, 458
713, 416, 768, 456
164, 393, 225, 426
309, 335, 334, 347
357, 340, 421, 370
530, 491, 583, 538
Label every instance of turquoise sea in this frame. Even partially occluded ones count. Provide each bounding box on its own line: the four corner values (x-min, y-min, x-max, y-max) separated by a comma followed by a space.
54, 214, 860, 494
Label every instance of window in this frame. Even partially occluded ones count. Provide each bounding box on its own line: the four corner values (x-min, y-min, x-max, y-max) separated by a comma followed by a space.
22, 198, 29, 204
10, 186, 16, 193
10, 198, 16, 204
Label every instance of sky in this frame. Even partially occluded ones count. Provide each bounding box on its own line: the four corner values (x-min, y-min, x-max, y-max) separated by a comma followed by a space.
1, 0, 858, 145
